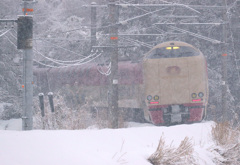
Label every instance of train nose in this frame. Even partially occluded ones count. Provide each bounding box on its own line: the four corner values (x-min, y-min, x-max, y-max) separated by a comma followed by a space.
158, 59, 189, 104
166, 66, 181, 75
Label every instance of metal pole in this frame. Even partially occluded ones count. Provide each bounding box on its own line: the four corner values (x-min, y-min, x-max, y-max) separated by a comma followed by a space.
48, 92, 54, 113
22, 47, 33, 130
91, 2, 97, 50
221, 0, 228, 122
109, 0, 119, 128
20, 0, 35, 130
38, 93, 45, 117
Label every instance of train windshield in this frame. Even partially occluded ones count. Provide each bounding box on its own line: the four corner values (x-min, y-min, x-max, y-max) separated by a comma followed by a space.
147, 46, 200, 59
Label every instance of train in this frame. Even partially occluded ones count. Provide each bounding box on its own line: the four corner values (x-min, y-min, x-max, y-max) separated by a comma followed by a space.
33, 41, 208, 125
143, 41, 208, 125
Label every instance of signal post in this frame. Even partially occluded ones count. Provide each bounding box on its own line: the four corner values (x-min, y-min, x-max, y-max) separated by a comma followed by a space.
18, 0, 35, 130
109, 0, 119, 128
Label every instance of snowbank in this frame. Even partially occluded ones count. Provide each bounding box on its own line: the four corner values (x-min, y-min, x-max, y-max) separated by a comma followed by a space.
0, 121, 216, 165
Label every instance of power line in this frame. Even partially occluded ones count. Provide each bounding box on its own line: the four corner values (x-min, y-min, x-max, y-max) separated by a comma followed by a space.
119, 7, 168, 25
4, 35, 18, 49
8, 31, 17, 40
120, 0, 150, 13
6, 32, 94, 65
33, 48, 99, 66
33, 38, 91, 41
33, 52, 103, 68
97, 62, 111, 76
155, 22, 225, 25
121, 37, 152, 48
168, 25, 222, 43
0, 29, 11, 38
116, 3, 225, 9
95, 50, 111, 76
36, 39, 85, 57
54, 7, 168, 34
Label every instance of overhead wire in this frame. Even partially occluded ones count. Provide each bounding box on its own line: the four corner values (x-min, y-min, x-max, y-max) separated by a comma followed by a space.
6, 29, 103, 68
34, 34, 103, 68
9, 31, 89, 65
96, 52, 111, 76
159, 0, 171, 4
4, 35, 18, 49
33, 34, 102, 67
226, 0, 238, 13
33, 48, 99, 66
0, 29, 11, 38
33, 37, 90, 41
97, 63, 111, 76
8, 31, 17, 40
36, 39, 85, 58
33, 52, 103, 68
224, 0, 240, 83
120, 0, 150, 13
168, 25, 222, 43
55, 3, 168, 33
121, 37, 152, 48
119, 7, 168, 25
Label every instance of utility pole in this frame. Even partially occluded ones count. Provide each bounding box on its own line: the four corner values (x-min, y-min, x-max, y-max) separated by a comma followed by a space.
108, 0, 119, 128
91, 2, 97, 51
18, 0, 35, 130
221, 0, 228, 122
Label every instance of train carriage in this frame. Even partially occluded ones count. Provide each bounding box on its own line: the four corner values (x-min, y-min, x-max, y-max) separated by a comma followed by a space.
143, 41, 209, 125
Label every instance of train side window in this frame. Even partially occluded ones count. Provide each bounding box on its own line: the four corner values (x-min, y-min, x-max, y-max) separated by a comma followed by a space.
147, 46, 200, 59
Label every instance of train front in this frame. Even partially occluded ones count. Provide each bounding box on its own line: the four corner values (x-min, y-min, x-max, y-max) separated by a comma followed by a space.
143, 41, 208, 125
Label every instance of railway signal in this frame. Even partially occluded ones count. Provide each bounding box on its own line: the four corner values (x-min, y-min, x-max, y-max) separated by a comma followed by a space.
0, 1, 35, 130
17, 0, 36, 130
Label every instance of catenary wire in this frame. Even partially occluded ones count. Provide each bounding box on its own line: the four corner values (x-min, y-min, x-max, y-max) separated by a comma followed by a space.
33, 52, 103, 68
33, 48, 99, 66
7, 31, 96, 64
0, 29, 11, 38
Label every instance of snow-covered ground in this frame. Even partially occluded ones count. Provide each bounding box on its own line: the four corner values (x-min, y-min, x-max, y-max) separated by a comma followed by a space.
0, 120, 217, 165
0, 119, 22, 130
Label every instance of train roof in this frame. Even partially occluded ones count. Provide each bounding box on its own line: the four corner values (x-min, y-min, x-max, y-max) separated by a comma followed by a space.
153, 41, 198, 49
144, 41, 202, 59
33, 61, 144, 86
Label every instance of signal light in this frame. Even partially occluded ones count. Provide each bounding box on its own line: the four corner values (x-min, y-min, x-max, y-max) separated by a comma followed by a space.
166, 47, 172, 50
17, 16, 33, 49
173, 47, 180, 49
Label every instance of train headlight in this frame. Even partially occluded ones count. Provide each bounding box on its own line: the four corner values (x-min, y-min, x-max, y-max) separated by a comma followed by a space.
154, 95, 159, 101
191, 93, 197, 98
147, 95, 152, 101
198, 92, 204, 98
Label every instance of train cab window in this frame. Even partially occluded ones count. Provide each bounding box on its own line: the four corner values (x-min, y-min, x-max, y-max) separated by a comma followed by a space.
147, 46, 200, 59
